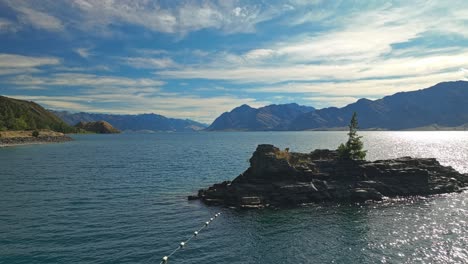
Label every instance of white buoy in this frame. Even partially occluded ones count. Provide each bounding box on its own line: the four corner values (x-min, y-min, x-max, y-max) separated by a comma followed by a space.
194, 231, 198, 236
210, 218, 214, 221
162, 256, 168, 263
205, 221, 209, 226
180, 242, 185, 248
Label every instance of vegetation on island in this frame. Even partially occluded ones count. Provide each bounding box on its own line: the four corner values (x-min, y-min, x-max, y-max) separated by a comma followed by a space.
337, 112, 367, 160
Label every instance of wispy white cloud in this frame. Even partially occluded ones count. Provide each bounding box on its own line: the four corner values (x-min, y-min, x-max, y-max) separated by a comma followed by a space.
123, 57, 177, 69
6, 2, 64, 32
0, 18, 18, 33
0, 53, 60, 68
0, 68, 41, 76
74, 48, 92, 58
0, 53, 60, 76
251, 71, 466, 98
155, 1, 468, 102
52, 65, 112, 73
157, 48, 468, 84
68, 0, 279, 36
303, 96, 360, 109
5, 73, 164, 88
243, 49, 276, 61
134, 49, 169, 56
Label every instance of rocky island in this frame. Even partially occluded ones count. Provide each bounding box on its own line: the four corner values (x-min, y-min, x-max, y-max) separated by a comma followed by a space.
192, 113, 468, 208
190, 144, 468, 208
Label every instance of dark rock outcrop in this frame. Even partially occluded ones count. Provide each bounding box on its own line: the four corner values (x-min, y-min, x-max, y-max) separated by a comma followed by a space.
191, 144, 468, 208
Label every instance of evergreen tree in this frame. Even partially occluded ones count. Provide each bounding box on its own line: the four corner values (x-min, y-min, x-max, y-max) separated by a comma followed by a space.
337, 112, 367, 160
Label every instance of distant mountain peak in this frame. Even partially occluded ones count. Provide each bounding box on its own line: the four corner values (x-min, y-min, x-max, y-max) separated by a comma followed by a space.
75, 120, 121, 134
206, 103, 315, 131
290, 80, 468, 130
233, 104, 255, 111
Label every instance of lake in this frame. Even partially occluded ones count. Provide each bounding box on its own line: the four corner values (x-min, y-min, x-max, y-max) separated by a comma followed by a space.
0, 132, 467, 263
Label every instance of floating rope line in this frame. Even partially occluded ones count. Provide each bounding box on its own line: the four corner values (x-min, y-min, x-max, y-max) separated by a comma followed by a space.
159, 212, 221, 264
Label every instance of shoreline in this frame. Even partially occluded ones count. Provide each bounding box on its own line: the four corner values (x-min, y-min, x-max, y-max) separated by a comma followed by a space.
0, 135, 73, 148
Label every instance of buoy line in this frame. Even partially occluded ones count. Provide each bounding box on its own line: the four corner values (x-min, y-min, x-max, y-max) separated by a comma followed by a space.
159, 212, 221, 264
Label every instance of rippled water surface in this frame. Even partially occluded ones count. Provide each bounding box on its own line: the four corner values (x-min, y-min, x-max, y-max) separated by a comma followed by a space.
0, 132, 467, 263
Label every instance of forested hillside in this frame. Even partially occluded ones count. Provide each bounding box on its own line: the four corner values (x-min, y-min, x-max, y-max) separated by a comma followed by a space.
0, 96, 75, 133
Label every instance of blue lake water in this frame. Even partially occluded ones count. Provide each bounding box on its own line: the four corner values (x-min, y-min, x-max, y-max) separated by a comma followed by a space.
0, 132, 467, 263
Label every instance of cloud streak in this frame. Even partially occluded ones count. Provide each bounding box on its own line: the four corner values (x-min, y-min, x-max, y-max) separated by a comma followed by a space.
0, 53, 60, 76
68, 0, 281, 36
123, 57, 178, 69
5, 73, 164, 88
3, 1, 65, 32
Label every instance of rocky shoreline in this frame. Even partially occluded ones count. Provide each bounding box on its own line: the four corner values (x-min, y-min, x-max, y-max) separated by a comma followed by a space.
190, 144, 468, 208
0, 135, 73, 147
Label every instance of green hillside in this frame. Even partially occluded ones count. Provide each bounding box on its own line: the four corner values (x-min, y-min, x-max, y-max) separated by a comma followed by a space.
0, 96, 75, 133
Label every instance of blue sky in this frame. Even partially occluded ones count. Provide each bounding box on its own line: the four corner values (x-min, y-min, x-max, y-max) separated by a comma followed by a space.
0, 0, 467, 123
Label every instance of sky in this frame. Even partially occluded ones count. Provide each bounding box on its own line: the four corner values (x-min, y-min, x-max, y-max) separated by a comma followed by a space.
0, 0, 467, 123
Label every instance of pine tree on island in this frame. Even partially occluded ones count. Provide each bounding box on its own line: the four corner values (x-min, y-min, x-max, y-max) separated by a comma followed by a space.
337, 112, 367, 160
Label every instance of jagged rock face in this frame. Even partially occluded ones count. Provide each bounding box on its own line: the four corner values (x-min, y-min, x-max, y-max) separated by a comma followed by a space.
193, 144, 468, 208
241, 144, 298, 182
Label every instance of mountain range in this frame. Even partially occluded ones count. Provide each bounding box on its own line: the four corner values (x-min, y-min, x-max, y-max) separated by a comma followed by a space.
52, 111, 207, 132
208, 81, 468, 131
206, 103, 315, 131
3, 80, 467, 133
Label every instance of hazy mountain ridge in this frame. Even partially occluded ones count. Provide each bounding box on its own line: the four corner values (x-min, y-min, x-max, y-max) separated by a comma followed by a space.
290, 81, 468, 130
206, 103, 315, 131
208, 81, 468, 131
52, 111, 207, 132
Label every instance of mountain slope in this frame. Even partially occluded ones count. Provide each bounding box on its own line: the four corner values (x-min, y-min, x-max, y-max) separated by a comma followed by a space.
290, 81, 468, 130
53, 111, 207, 132
75, 121, 121, 134
0, 96, 74, 132
206, 103, 316, 131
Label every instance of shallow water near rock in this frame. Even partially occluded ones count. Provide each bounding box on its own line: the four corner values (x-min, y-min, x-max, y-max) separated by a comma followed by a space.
0, 131, 467, 263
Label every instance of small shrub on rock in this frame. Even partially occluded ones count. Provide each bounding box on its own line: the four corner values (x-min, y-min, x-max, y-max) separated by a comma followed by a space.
32, 130, 40, 138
